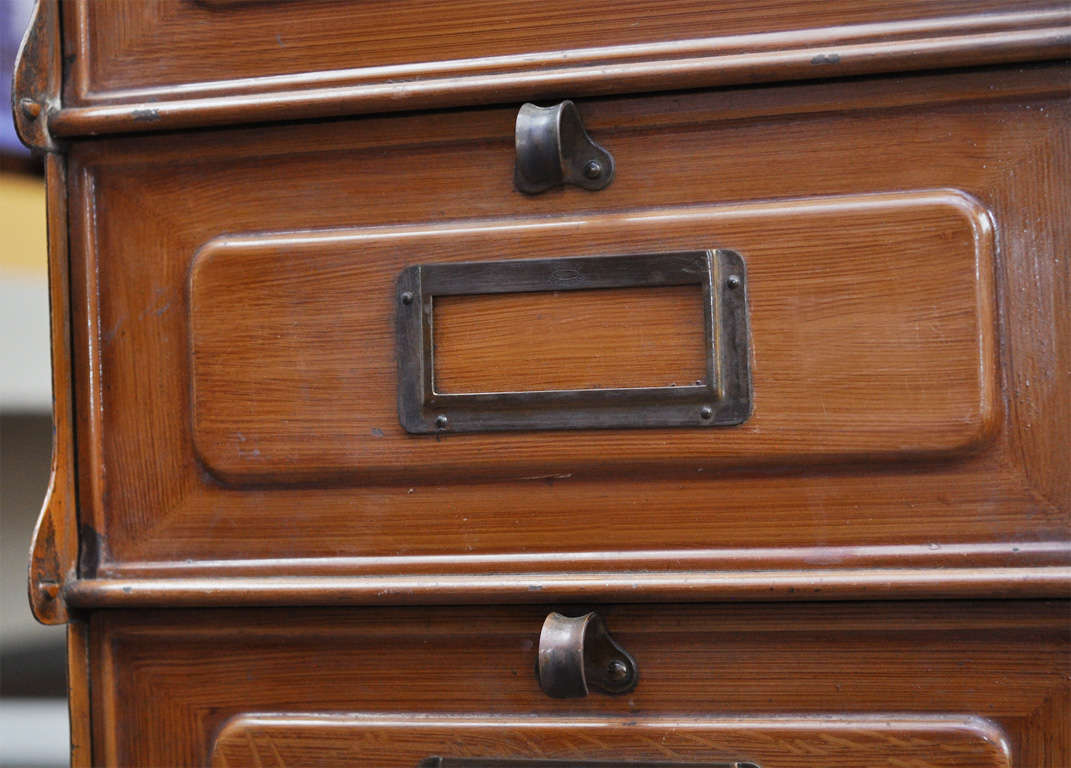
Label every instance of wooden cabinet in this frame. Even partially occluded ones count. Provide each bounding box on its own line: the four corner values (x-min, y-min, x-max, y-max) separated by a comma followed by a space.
15, 1, 1069, 765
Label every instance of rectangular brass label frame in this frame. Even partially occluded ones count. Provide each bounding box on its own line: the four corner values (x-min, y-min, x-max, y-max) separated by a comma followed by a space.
396, 249, 751, 433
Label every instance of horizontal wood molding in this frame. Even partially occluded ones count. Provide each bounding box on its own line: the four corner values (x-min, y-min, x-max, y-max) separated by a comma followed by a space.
50, 8, 1071, 138
63, 565, 1071, 608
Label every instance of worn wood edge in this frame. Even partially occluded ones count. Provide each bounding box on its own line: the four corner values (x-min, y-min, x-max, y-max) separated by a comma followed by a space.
50, 11, 1071, 138
101, 542, 1071, 579
61, 567, 1071, 608
212, 711, 1012, 734
964, 193, 1002, 453
68, 167, 106, 582
11, 0, 60, 150
210, 712, 1013, 767
27, 155, 76, 625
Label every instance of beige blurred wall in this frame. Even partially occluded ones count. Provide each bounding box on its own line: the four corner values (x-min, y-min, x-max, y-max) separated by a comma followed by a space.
0, 171, 51, 412
0, 167, 66, 703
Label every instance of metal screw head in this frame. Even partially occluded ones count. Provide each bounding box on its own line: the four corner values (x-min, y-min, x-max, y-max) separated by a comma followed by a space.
400, 291, 414, 305
38, 582, 59, 601
19, 98, 41, 120
435, 414, 448, 429
726, 275, 741, 290
606, 659, 631, 682
700, 406, 714, 420
583, 160, 603, 179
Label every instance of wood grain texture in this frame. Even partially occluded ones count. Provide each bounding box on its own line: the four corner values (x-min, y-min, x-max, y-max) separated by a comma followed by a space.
86, 601, 1067, 766
67, 621, 92, 768
188, 192, 996, 484
51, 3, 1071, 137
27, 6, 1071, 766
433, 285, 708, 393
211, 714, 1012, 768
57, 65, 1069, 594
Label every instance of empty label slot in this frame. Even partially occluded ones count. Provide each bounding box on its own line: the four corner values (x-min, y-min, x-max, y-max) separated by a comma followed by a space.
432, 285, 707, 394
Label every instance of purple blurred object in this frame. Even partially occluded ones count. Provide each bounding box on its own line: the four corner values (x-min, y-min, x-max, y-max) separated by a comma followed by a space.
1, 0, 36, 156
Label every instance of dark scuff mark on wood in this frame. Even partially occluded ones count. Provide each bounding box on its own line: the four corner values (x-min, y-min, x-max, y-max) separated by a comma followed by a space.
811, 53, 842, 65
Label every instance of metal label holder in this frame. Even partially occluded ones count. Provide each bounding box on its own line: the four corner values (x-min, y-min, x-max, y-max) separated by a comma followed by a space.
396, 249, 751, 434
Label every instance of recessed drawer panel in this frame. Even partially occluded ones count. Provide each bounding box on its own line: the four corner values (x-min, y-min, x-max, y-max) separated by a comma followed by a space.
189, 191, 994, 484
211, 714, 1011, 768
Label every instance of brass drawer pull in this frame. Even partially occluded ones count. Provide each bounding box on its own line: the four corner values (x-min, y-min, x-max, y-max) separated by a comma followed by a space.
515, 100, 615, 194
537, 612, 638, 698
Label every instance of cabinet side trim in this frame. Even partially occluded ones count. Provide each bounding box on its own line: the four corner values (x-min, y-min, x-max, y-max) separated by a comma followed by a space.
28, 155, 78, 625
11, 0, 61, 151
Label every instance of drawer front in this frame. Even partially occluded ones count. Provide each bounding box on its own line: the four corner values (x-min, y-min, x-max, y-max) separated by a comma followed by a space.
83, 601, 1068, 766
62, 66, 1070, 591
212, 714, 1010, 768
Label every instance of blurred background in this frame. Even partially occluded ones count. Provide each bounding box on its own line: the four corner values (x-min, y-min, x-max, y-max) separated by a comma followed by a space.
1, 0, 71, 765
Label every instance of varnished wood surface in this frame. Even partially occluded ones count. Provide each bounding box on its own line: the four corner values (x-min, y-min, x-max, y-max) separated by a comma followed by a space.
47, 3, 1070, 139
53, 65, 1069, 595
189, 191, 996, 484
69, 0, 1063, 97
434, 285, 708, 393
27, 154, 76, 624
59, 565, 1071, 609
88, 601, 1069, 766
67, 621, 92, 768
11, 0, 60, 151
212, 714, 1013, 768
17, 6, 1070, 767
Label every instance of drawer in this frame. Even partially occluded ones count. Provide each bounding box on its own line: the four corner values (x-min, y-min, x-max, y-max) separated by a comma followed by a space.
80, 601, 1069, 765
53, 65, 1070, 599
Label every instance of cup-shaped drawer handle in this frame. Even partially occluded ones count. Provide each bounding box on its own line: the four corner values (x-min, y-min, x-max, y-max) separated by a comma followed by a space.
514, 100, 615, 194
537, 611, 638, 698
